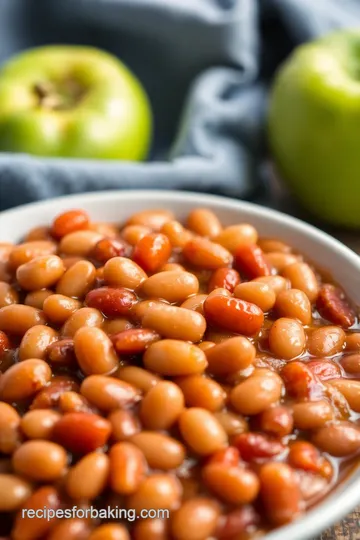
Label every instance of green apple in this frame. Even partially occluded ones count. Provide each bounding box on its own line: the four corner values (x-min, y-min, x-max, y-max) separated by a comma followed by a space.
268, 30, 360, 228
0, 46, 152, 160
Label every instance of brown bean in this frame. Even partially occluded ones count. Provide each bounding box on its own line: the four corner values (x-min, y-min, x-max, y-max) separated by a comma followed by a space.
328, 379, 360, 413
56, 260, 96, 298
126, 209, 174, 230
141, 271, 199, 303
258, 239, 292, 253
214, 411, 248, 437
187, 209, 222, 238
205, 336, 256, 376
102, 317, 134, 335
66, 452, 109, 500
171, 498, 220, 540
275, 288, 312, 325
74, 327, 119, 375
30, 376, 79, 410
176, 375, 226, 412
0, 281, 19, 308
131, 432, 186, 470
44, 294, 82, 325
292, 400, 334, 430
308, 326, 345, 357
282, 262, 319, 302
12, 486, 60, 540
88, 524, 130, 540
62, 307, 104, 337
234, 282, 276, 312
47, 519, 92, 540
254, 275, 290, 296
265, 252, 299, 272
230, 369, 283, 415
104, 257, 147, 289
260, 462, 302, 525
269, 318, 306, 360
80, 375, 140, 411
0, 305, 46, 335
59, 230, 103, 256
0, 402, 21, 453
89, 221, 118, 237
180, 294, 207, 315
109, 442, 147, 495
0, 359, 52, 402
259, 405, 294, 437
122, 224, 151, 245
127, 474, 182, 512
140, 381, 184, 429
161, 220, 193, 248
59, 391, 97, 415
133, 518, 168, 540
141, 303, 206, 342
179, 408, 228, 455
215, 224, 258, 253
25, 289, 53, 309
183, 238, 232, 269
18, 325, 58, 361
20, 409, 61, 439
144, 340, 207, 376
203, 464, 259, 504
12, 440, 67, 481
346, 333, 360, 352
0, 473, 32, 511
16, 255, 65, 291
340, 354, 360, 374
47, 338, 76, 366
116, 366, 161, 393
312, 422, 360, 456
109, 409, 141, 442
9, 240, 57, 270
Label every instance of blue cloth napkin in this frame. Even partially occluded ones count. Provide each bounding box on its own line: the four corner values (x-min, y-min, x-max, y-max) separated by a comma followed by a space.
0, 0, 359, 210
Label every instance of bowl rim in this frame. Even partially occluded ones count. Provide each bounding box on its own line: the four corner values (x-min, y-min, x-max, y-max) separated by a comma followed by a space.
1, 189, 360, 540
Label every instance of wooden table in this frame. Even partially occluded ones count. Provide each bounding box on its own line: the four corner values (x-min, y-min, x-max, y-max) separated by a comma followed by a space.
260, 178, 360, 539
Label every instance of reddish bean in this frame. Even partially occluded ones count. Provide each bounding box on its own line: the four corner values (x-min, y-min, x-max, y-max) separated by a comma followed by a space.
233, 432, 285, 462
234, 244, 271, 278
53, 412, 111, 454
133, 233, 172, 273
112, 328, 161, 355
204, 294, 264, 336
208, 268, 241, 293
52, 209, 89, 238
86, 287, 136, 318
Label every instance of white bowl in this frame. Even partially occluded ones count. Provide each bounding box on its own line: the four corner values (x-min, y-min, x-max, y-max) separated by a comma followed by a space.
1, 190, 359, 540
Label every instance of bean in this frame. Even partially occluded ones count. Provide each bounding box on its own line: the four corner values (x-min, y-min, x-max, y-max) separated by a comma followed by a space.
312, 422, 360, 456
265, 252, 299, 272
109, 442, 147, 495
205, 336, 255, 377
183, 237, 232, 269
51, 209, 90, 238
121, 224, 151, 245
204, 295, 264, 336
259, 405, 294, 437
161, 220, 193, 248
171, 498, 220, 540
308, 326, 345, 356
12, 486, 60, 540
25, 289, 52, 309
59, 391, 97, 415
259, 462, 302, 525
61, 256, 85, 269
108, 409, 141, 442
47, 338, 76, 366
59, 230, 103, 256
208, 447, 240, 467
9, 240, 57, 270
47, 519, 92, 540
16, 255, 65, 290
88, 524, 130, 540
104, 257, 147, 289
328, 379, 360, 412
126, 209, 174, 230
53, 412, 111, 454
216, 507, 259, 540
141, 303, 206, 342
112, 328, 161, 355
346, 333, 360, 351
230, 369, 283, 415
258, 239, 292, 253
215, 224, 258, 253
144, 340, 207, 376
161, 262, 186, 272
133, 233, 172, 273
102, 318, 134, 335
187, 209, 222, 238
340, 354, 360, 374
127, 474, 182, 512
132, 518, 168, 540
288, 441, 332, 479
254, 275, 290, 296
44, 295, 82, 325
214, 411, 248, 437
198, 340, 216, 351
282, 262, 319, 302
131, 432, 186, 470
233, 432, 285, 461
74, 327, 119, 375
20, 409, 61, 439
80, 375, 140, 411
66, 452, 109, 500
0, 473, 32, 511
31, 373, 77, 410
181, 294, 207, 315
176, 375, 225, 412
140, 381, 184, 429
234, 282, 276, 312
269, 318, 306, 360
208, 268, 241, 294
141, 271, 199, 303
275, 288, 312, 325
179, 408, 228, 455
12, 440, 67, 481
89, 221, 118, 238
0, 281, 19, 307
0, 359, 51, 402
202, 463, 259, 504
116, 366, 161, 393
56, 260, 96, 298
0, 305, 46, 335
0, 402, 21, 453
86, 287, 137, 318
18, 325, 58, 361
92, 237, 126, 263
